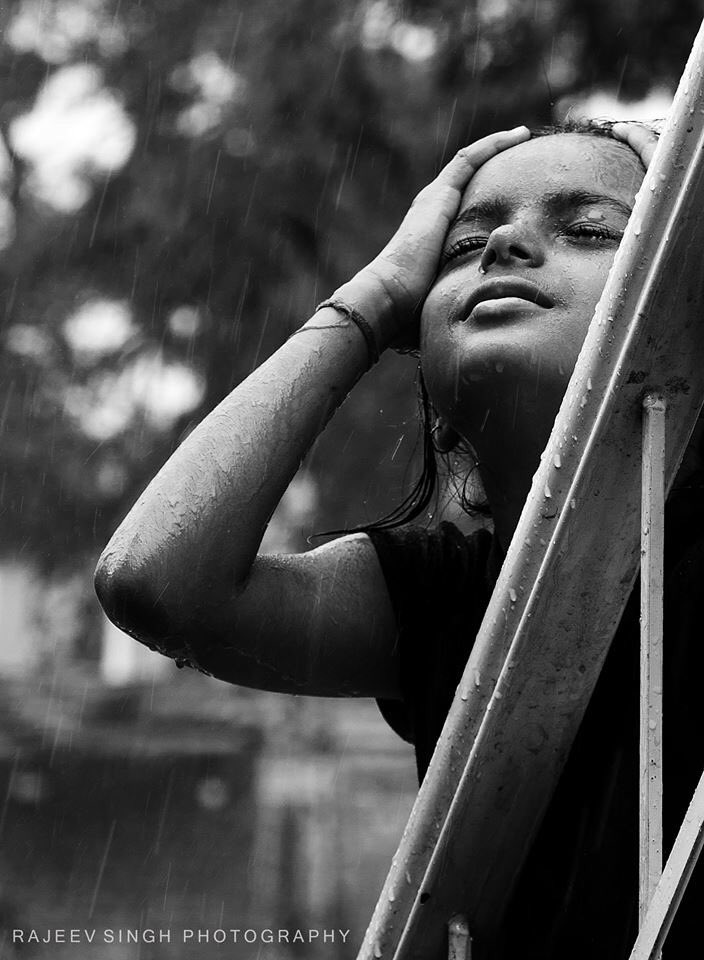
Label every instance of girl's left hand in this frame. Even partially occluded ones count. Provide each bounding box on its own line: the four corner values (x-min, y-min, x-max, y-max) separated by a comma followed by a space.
612, 121, 659, 170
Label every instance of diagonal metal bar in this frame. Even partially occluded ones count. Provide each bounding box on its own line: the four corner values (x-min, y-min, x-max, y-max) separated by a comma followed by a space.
358, 19, 704, 960
629, 768, 704, 960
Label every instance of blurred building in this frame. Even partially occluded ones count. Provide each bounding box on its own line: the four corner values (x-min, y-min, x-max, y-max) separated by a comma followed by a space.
0, 529, 414, 959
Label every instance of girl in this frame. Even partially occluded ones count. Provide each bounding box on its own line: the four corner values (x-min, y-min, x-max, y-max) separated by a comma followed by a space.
96, 120, 704, 959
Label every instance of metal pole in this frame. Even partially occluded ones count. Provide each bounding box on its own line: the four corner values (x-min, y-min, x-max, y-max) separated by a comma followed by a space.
640, 395, 666, 929
447, 916, 471, 960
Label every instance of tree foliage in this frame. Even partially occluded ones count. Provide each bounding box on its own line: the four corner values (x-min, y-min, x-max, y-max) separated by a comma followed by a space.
0, 0, 701, 566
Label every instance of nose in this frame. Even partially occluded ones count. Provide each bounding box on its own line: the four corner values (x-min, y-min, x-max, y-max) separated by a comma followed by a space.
480, 223, 545, 271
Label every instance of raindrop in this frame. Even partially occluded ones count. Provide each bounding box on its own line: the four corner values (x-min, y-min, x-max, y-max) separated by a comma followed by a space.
553, 454, 562, 469
374, 943, 383, 958
495, 690, 503, 700
648, 719, 657, 731
474, 670, 481, 688
544, 483, 552, 499
509, 587, 517, 603
586, 378, 592, 391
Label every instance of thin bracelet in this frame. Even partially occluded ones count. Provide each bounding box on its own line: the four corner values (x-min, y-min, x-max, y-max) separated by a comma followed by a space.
315, 297, 380, 367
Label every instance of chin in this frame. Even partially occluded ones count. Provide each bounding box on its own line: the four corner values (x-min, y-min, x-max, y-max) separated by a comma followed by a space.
463, 322, 580, 381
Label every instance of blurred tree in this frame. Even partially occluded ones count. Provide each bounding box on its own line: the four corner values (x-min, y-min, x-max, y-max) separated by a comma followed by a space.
0, 0, 700, 567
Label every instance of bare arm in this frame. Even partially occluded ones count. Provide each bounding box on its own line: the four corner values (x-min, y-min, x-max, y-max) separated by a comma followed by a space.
94, 127, 530, 698
95, 305, 401, 697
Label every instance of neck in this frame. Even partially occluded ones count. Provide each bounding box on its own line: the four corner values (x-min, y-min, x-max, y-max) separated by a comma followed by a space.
462, 378, 562, 553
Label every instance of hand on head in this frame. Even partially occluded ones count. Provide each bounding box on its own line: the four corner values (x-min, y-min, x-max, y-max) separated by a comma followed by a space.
335, 126, 531, 351
611, 121, 660, 169
337, 119, 659, 357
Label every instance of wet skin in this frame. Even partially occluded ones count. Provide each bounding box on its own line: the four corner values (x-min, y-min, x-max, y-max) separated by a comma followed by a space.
419, 133, 645, 544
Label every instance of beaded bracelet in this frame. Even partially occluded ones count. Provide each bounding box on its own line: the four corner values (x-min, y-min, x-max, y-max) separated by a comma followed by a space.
315, 297, 380, 368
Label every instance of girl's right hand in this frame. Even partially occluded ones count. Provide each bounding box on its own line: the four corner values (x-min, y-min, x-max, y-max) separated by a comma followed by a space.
335, 125, 531, 351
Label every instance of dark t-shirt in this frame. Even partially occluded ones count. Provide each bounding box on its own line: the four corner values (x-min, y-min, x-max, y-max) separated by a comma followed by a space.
366, 488, 704, 960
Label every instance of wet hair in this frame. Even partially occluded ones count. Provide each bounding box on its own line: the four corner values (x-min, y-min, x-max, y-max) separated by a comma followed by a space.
361, 118, 659, 533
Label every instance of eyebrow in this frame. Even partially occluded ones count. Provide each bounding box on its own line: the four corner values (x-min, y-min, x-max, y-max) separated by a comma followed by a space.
544, 189, 634, 219
451, 189, 633, 230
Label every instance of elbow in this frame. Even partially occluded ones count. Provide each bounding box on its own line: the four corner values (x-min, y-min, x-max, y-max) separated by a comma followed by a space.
94, 549, 175, 652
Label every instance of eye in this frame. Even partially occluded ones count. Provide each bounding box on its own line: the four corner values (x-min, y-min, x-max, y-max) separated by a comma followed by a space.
441, 235, 488, 266
564, 221, 621, 244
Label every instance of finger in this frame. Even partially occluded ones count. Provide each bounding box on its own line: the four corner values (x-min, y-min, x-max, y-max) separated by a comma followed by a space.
435, 125, 531, 191
612, 121, 659, 169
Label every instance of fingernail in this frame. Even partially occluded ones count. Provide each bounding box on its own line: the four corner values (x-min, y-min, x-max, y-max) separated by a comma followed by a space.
509, 125, 530, 135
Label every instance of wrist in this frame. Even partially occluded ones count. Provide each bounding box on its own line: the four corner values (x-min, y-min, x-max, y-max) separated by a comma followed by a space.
315, 297, 379, 367
330, 272, 400, 351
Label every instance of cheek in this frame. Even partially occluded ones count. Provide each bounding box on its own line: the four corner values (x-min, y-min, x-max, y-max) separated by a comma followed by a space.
420, 307, 463, 415
565, 251, 615, 309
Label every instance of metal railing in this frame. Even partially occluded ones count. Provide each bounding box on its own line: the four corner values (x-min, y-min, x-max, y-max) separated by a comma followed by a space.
356, 18, 704, 960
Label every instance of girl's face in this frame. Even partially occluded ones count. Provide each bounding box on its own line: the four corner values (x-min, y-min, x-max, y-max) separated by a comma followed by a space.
420, 133, 645, 439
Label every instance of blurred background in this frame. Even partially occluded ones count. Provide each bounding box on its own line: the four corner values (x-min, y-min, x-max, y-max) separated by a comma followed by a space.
0, 0, 698, 956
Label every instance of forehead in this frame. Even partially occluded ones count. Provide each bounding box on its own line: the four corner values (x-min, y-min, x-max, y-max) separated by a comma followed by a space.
461, 133, 644, 212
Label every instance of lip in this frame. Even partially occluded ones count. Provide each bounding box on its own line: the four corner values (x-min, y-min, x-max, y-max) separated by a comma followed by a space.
457, 277, 554, 322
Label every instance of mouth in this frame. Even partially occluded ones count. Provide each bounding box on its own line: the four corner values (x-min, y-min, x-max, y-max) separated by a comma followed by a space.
457, 277, 554, 322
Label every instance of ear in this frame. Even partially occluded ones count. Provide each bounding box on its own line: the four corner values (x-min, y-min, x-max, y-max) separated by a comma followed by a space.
432, 416, 460, 454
